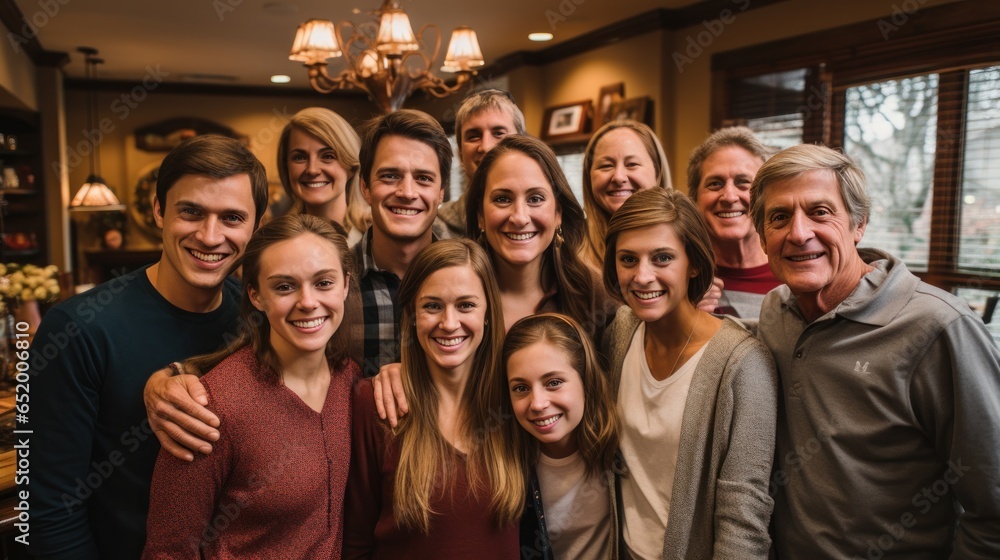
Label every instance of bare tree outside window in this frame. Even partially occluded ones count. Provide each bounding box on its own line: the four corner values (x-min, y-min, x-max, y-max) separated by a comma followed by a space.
844, 75, 939, 271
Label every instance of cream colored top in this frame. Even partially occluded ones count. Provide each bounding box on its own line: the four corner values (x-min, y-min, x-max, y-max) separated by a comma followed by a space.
618, 323, 706, 560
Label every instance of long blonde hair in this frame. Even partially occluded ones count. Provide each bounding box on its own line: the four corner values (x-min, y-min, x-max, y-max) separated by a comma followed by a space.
393, 239, 524, 533
277, 107, 371, 234
580, 120, 672, 270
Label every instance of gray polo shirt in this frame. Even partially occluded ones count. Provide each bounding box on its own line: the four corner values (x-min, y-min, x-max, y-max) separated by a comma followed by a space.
760, 249, 1000, 559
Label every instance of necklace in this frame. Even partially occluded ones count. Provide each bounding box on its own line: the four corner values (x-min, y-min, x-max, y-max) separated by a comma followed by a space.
668, 311, 701, 374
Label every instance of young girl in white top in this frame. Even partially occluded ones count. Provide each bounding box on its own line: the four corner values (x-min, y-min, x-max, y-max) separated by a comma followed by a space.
602, 188, 778, 560
498, 313, 621, 559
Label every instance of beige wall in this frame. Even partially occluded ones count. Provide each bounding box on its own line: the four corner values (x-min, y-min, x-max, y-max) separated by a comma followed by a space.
10, 0, 971, 270
519, 32, 665, 140
499, 0, 963, 188
62, 89, 377, 250
0, 34, 38, 111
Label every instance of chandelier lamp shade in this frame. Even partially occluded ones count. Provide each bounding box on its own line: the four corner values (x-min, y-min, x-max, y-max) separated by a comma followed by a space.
289, 0, 485, 113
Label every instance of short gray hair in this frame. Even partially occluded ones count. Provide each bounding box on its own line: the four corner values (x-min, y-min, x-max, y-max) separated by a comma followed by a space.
749, 144, 871, 237
687, 126, 771, 199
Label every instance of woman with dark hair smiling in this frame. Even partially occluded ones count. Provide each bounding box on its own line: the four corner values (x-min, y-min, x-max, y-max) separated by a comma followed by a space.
465, 134, 615, 338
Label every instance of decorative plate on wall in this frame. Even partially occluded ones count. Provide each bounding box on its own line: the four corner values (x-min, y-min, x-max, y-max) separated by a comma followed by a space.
131, 163, 161, 239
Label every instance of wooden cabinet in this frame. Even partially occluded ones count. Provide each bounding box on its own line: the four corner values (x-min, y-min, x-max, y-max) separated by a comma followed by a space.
0, 109, 47, 265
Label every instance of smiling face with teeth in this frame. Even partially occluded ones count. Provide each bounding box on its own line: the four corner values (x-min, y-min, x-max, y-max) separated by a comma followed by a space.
248, 232, 349, 367
286, 128, 353, 220
615, 223, 699, 326
588, 128, 659, 216
478, 152, 562, 270
153, 173, 256, 311
695, 146, 764, 251
362, 135, 444, 245
507, 341, 586, 459
414, 264, 488, 379
761, 169, 869, 314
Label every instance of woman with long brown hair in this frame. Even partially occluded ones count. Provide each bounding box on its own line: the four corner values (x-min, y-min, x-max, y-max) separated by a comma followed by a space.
465, 134, 615, 339
343, 239, 523, 558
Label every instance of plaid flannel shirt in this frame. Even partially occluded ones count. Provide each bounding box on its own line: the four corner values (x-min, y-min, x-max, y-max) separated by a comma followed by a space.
352, 228, 403, 377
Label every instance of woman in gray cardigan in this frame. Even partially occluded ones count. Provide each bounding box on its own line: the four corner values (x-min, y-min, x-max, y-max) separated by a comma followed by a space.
602, 188, 777, 559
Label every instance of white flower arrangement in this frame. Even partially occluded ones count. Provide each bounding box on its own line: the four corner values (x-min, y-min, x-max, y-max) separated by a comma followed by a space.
0, 262, 61, 304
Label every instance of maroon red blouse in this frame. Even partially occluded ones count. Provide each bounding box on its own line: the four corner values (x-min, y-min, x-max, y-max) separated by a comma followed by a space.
143, 346, 359, 559
343, 381, 519, 559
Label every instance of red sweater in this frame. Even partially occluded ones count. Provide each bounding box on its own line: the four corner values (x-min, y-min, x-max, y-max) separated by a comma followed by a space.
716, 263, 781, 295
343, 381, 519, 559
143, 346, 359, 559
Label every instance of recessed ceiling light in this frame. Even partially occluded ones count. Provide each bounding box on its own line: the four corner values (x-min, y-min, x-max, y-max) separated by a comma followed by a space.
271, 75, 291, 84
529, 33, 553, 42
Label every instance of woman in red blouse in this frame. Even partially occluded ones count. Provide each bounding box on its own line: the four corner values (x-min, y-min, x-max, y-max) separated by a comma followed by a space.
343, 239, 523, 559
143, 214, 359, 559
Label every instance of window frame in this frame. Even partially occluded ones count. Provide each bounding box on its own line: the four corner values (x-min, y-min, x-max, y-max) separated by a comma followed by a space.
711, 2, 1000, 292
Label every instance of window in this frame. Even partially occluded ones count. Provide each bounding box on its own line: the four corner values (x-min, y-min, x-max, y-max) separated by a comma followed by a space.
845, 74, 938, 271
959, 65, 1000, 273
725, 69, 807, 151
555, 150, 585, 204
954, 288, 1000, 345
712, 4, 1000, 296
447, 137, 465, 202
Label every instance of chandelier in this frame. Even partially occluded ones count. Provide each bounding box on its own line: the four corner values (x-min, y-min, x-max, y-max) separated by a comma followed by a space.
288, 0, 485, 113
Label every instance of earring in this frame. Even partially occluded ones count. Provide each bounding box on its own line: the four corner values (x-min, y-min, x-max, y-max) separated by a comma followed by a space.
555, 226, 564, 248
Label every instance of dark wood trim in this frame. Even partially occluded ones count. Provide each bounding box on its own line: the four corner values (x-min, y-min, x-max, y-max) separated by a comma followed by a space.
712, 0, 1000, 79
0, 0, 69, 68
828, 89, 846, 150
927, 70, 968, 276
710, 69, 728, 131
919, 272, 1000, 292
801, 65, 831, 146
828, 21, 1000, 87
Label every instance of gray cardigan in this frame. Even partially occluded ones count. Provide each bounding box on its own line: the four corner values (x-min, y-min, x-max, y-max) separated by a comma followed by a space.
605, 307, 778, 560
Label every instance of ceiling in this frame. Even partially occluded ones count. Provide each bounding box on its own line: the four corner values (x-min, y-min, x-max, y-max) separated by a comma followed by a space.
15, 0, 703, 89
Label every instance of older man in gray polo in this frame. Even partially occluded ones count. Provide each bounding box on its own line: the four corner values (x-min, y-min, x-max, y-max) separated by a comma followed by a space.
750, 144, 1000, 559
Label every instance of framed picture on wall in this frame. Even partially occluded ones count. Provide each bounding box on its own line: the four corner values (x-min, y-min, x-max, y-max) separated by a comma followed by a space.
597, 82, 625, 125
607, 96, 653, 127
541, 100, 593, 139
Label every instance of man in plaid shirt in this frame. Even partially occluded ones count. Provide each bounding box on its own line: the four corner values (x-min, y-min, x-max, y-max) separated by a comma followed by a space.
142, 109, 452, 460
349, 109, 452, 377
